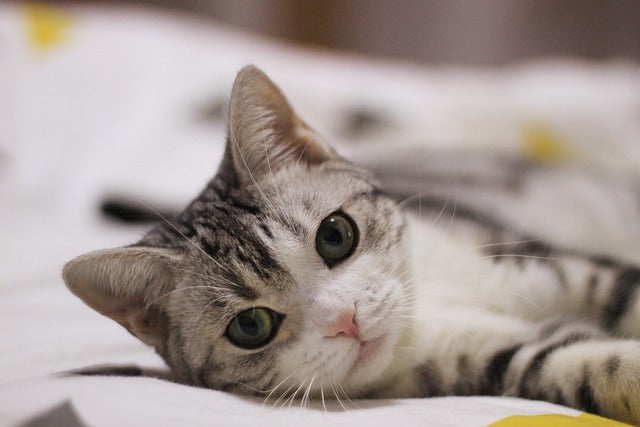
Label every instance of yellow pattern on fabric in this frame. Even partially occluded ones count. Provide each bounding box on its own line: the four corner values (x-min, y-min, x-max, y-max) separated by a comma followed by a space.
488, 412, 632, 427
24, 3, 72, 50
522, 122, 573, 162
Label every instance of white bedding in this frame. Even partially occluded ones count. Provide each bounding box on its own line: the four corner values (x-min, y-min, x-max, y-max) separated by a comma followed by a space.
1, 3, 639, 426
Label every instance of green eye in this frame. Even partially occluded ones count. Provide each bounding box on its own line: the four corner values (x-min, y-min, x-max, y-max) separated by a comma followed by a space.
315, 212, 359, 267
226, 308, 281, 349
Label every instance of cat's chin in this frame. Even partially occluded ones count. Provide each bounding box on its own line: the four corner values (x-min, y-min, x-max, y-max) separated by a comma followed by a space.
352, 334, 387, 367
341, 331, 397, 393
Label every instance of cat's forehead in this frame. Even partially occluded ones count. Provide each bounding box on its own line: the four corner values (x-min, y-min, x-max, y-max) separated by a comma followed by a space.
259, 160, 379, 214
176, 161, 380, 294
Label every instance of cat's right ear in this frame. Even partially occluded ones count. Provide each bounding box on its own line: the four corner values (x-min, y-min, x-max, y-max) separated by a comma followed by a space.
62, 247, 183, 349
226, 65, 336, 186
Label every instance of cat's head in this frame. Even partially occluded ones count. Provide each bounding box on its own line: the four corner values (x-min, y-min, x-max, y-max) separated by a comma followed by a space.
63, 66, 411, 398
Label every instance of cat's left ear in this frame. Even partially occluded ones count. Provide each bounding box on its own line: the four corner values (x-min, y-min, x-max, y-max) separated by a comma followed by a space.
62, 247, 183, 349
227, 65, 336, 186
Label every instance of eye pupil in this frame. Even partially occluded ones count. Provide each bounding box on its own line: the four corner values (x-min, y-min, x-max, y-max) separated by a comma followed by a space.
226, 308, 282, 349
238, 315, 259, 336
321, 224, 344, 246
315, 212, 359, 267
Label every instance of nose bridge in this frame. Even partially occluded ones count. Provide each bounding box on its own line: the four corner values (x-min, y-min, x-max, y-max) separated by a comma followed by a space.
306, 283, 359, 338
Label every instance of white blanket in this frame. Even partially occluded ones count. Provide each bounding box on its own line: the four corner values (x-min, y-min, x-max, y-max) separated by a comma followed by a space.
1, 3, 638, 426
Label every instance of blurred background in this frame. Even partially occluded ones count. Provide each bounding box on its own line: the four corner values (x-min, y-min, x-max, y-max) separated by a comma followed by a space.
101, 0, 640, 64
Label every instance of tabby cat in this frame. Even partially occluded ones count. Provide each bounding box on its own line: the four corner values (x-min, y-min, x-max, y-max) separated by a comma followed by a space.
63, 66, 640, 424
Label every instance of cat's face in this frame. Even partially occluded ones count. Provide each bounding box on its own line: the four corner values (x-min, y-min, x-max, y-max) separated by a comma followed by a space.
63, 66, 411, 398
167, 159, 408, 396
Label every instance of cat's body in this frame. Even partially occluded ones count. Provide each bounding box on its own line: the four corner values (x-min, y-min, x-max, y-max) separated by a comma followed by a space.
63, 66, 640, 424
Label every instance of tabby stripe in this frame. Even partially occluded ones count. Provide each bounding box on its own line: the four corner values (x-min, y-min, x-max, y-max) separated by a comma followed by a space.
235, 245, 278, 282
549, 386, 567, 406
228, 197, 261, 216
224, 269, 259, 300
576, 376, 599, 414
415, 360, 443, 397
605, 355, 621, 377
163, 219, 197, 242
602, 267, 640, 329
196, 347, 224, 388
200, 237, 220, 257
236, 369, 272, 389
259, 223, 273, 239
194, 239, 259, 300
371, 186, 385, 197
402, 195, 505, 232
481, 344, 522, 395
512, 241, 553, 258
585, 273, 599, 306
349, 189, 382, 203
518, 333, 592, 397
196, 366, 210, 387
453, 354, 475, 395
550, 262, 568, 289
252, 241, 281, 272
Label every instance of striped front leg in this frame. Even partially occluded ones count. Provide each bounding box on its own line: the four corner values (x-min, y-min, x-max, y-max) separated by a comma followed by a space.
503, 322, 640, 425
406, 310, 640, 424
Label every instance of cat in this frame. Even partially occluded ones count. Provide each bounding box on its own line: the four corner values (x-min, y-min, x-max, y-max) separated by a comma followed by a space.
63, 65, 640, 424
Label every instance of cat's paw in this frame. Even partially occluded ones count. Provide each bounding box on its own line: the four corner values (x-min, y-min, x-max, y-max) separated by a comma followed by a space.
550, 340, 640, 425
590, 347, 640, 424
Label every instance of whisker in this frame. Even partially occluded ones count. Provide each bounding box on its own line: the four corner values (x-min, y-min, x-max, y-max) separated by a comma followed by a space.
482, 254, 560, 261
320, 382, 327, 412
396, 189, 435, 210
143, 284, 224, 310
256, 123, 309, 241
260, 134, 301, 237
446, 192, 458, 230
273, 381, 297, 408
331, 381, 348, 411
137, 201, 233, 275
231, 130, 278, 216
430, 197, 449, 227
261, 126, 290, 218
262, 368, 300, 407
286, 379, 306, 409
337, 382, 358, 409
294, 140, 312, 167
168, 266, 245, 290
301, 375, 316, 409
471, 239, 540, 251
215, 375, 274, 394
395, 345, 417, 351
493, 287, 546, 315
195, 297, 226, 325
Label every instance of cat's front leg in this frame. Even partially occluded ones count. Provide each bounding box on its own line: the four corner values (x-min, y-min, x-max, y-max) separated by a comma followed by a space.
397, 309, 640, 424
506, 335, 640, 425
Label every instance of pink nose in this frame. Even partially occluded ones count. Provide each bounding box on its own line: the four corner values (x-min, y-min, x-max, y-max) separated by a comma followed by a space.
325, 308, 359, 339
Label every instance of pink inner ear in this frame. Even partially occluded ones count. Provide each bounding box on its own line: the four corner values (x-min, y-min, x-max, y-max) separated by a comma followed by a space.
291, 120, 334, 164
227, 65, 336, 187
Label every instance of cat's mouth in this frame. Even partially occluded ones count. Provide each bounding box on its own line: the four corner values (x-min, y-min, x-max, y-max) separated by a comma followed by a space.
349, 333, 387, 373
